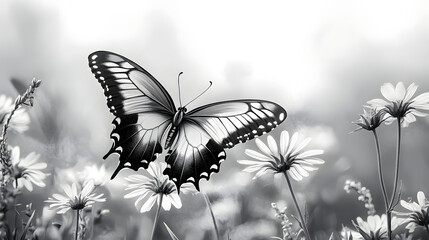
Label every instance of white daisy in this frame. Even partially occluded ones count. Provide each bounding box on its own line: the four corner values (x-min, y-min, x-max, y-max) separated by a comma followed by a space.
398, 191, 429, 233
10, 146, 48, 191
124, 162, 182, 213
238, 131, 324, 181
353, 107, 387, 132
368, 82, 429, 127
45, 180, 106, 214
351, 214, 404, 240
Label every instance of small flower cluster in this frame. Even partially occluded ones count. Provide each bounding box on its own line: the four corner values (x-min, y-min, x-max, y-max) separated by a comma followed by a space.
344, 180, 375, 216
0, 79, 43, 239
271, 202, 295, 240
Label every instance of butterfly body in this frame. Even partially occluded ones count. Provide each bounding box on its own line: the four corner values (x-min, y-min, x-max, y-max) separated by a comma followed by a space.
165, 107, 186, 149
89, 51, 287, 190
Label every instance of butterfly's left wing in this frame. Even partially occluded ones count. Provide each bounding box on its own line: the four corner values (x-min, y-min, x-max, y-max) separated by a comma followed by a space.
164, 100, 286, 190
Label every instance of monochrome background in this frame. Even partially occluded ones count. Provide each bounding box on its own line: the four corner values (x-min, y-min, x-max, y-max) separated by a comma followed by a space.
2, 0, 429, 239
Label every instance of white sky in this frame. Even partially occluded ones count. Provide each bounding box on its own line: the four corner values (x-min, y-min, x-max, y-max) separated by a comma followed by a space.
60, 0, 429, 109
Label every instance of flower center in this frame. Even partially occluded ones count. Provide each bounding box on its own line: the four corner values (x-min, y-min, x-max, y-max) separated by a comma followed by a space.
13, 165, 25, 179
155, 178, 175, 195
386, 100, 412, 118
69, 196, 86, 210
275, 155, 293, 173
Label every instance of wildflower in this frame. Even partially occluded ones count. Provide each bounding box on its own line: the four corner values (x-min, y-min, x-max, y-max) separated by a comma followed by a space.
394, 233, 416, 240
353, 107, 386, 132
0, 94, 30, 133
351, 214, 403, 240
78, 164, 107, 187
271, 202, 295, 240
398, 191, 429, 233
45, 180, 105, 214
124, 162, 181, 213
239, 131, 324, 240
344, 180, 375, 216
368, 82, 429, 127
238, 131, 324, 181
340, 226, 354, 240
10, 146, 48, 191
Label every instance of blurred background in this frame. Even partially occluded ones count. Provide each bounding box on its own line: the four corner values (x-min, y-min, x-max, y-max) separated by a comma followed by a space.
2, 0, 429, 239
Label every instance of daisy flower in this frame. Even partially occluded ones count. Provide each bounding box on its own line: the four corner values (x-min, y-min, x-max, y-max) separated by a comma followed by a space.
238, 131, 324, 181
0, 94, 30, 133
238, 131, 324, 240
353, 107, 386, 132
368, 82, 429, 127
340, 226, 354, 240
10, 146, 48, 191
351, 214, 404, 240
124, 162, 181, 213
398, 191, 429, 233
45, 180, 105, 214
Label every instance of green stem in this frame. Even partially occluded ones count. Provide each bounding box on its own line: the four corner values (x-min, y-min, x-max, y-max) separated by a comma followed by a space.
203, 193, 220, 240
385, 118, 402, 240
75, 210, 80, 240
151, 194, 163, 240
372, 130, 389, 209
389, 118, 402, 209
283, 172, 311, 240
386, 211, 392, 240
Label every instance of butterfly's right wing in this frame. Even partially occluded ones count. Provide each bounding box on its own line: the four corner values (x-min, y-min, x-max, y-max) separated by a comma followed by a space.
88, 51, 176, 178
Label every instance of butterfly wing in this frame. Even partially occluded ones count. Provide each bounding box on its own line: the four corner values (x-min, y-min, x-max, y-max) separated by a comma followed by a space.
88, 51, 176, 178
164, 100, 286, 190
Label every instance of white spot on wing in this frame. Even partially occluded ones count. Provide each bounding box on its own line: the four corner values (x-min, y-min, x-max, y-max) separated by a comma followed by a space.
279, 113, 285, 121
91, 54, 98, 60
200, 172, 208, 177
210, 164, 218, 170
121, 62, 134, 69
187, 177, 195, 182
124, 162, 131, 167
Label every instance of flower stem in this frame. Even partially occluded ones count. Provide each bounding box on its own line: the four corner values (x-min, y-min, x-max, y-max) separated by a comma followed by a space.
203, 193, 220, 240
386, 211, 392, 240
75, 210, 80, 240
389, 118, 402, 209
372, 130, 389, 209
386, 118, 402, 240
283, 172, 311, 240
151, 194, 163, 240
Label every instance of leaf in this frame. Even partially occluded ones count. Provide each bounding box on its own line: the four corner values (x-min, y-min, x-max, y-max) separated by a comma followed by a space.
20, 210, 35, 240
163, 222, 179, 240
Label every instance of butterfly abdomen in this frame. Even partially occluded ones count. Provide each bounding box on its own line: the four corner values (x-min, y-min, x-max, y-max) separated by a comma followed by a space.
165, 125, 178, 149
165, 109, 186, 149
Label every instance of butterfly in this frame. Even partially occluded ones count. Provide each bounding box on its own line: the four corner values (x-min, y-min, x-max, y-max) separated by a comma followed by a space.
88, 51, 287, 191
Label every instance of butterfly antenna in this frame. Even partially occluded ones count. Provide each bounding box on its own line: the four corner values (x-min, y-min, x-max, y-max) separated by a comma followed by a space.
184, 81, 213, 108
177, 72, 184, 107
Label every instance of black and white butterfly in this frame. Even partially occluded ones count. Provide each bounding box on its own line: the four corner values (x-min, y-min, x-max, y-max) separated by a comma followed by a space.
88, 51, 287, 191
